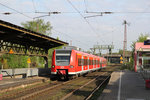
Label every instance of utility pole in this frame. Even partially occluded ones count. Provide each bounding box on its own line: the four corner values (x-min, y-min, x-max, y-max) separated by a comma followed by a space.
123, 20, 129, 64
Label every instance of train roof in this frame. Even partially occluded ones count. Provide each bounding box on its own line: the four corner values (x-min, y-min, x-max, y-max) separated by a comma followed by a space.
72, 49, 104, 59
54, 49, 106, 60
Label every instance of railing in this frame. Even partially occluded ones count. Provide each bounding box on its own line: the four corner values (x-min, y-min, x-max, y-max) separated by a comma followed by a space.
0, 68, 51, 78
139, 65, 150, 80
1, 71, 13, 78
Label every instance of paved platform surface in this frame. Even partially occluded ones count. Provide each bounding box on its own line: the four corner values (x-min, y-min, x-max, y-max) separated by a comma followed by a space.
98, 71, 150, 100
0, 77, 50, 90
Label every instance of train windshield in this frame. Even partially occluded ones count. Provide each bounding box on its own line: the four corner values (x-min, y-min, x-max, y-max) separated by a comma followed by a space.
55, 50, 71, 66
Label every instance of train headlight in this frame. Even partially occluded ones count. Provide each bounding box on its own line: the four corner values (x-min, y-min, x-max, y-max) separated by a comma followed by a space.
70, 65, 74, 68
52, 66, 55, 68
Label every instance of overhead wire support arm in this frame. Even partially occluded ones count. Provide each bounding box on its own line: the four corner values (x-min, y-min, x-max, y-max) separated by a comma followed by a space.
33, 12, 61, 19
84, 12, 113, 18
35, 11, 61, 14
86, 11, 113, 14
84, 14, 103, 18
66, 0, 101, 38
86, 11, 150, 14
0, 2, 33, 19
33, 14, 51, 19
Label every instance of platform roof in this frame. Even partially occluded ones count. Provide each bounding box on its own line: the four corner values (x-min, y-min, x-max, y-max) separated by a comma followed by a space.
135, 42, 150, 52
0, 20, 68, 50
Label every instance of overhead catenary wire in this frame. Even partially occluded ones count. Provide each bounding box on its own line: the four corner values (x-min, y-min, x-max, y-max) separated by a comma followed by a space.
84, 0, 88, 12
32, 0, 37, 12
2, 11, 150, 15
52, 28, 90, 46
0, 2, 33, 19
66, 0, 102, 39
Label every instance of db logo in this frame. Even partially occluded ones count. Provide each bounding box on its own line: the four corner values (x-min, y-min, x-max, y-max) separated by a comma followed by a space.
61, 66, 64, 69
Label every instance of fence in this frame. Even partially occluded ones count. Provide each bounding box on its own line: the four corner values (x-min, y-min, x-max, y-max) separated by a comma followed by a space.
0, 68, 51, 78
139, 65, 150, 80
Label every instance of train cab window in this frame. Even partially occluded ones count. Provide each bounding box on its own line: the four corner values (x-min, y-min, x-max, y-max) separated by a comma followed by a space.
55, 50, 71, 66
56, 56, 70, 66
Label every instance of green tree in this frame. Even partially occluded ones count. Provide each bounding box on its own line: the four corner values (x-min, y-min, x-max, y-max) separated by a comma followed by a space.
21, 19, 52, 36
21, 19, 54, 68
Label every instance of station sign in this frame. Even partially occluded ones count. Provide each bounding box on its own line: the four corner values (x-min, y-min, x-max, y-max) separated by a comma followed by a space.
144, 40, 150, 45
120, 56, 123, 60
93, 45, 114, 49
120, 56, 123, 64
9, 49, 14, 54
27, 58, 31, 64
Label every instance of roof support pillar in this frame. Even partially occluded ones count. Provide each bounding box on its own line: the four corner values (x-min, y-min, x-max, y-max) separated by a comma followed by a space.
44, 56, 48, 68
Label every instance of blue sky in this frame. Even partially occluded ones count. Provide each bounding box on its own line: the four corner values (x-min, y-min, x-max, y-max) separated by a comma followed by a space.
0, 0, 150, 53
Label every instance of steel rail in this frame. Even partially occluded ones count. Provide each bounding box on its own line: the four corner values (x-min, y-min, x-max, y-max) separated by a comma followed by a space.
85, 74, 111, 100
14, 80, 73, 100
60, 72, 107, 100
0, 79, 53, 99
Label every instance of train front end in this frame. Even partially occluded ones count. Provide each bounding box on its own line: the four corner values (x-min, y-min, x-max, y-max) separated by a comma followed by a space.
51, 49, 75, 79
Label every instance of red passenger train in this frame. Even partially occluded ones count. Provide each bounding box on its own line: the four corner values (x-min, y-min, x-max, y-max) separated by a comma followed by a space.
51, 48, 107, 79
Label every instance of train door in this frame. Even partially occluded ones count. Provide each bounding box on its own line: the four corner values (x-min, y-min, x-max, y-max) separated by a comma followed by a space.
97, 59, 98, 68
100, 58, 102, 69
93, 58, 96, 68
89, 57, 92, 69
96, 59, 98, 68
82, 56, 84, 71
101, 59, 103, 68
88, 57, 89, 70
83, 56, 88, 71
98, 59, 100, 68
77, 54, 82, 72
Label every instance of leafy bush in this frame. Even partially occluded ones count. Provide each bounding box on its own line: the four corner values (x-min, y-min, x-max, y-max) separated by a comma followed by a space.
121, 57, 134, 71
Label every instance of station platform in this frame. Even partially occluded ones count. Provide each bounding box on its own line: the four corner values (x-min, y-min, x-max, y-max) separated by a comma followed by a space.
0, 76, 49, 91
98, 70, 150, 100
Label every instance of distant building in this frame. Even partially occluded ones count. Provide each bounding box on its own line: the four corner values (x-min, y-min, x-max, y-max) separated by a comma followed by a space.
102, 53, 131, 64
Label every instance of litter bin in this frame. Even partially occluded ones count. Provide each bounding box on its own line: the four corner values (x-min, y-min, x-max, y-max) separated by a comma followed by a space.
0, 74, 3, 80
145, 79, 150, 89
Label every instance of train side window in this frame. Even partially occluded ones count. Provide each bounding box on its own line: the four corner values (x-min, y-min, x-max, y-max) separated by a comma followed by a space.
78, 59, 82, 66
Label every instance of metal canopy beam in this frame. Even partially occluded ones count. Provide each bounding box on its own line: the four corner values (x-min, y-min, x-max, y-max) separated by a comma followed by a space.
0, 20, 68, 68
0, 20, 68, 56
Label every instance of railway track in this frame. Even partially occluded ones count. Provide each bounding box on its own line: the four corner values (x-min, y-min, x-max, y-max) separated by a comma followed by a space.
61, 72, 109, 100
16, 71, 104, 100
0, 65, 120, 100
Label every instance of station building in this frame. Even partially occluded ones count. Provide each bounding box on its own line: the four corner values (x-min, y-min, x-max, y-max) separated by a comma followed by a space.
134, 38, 150, 72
